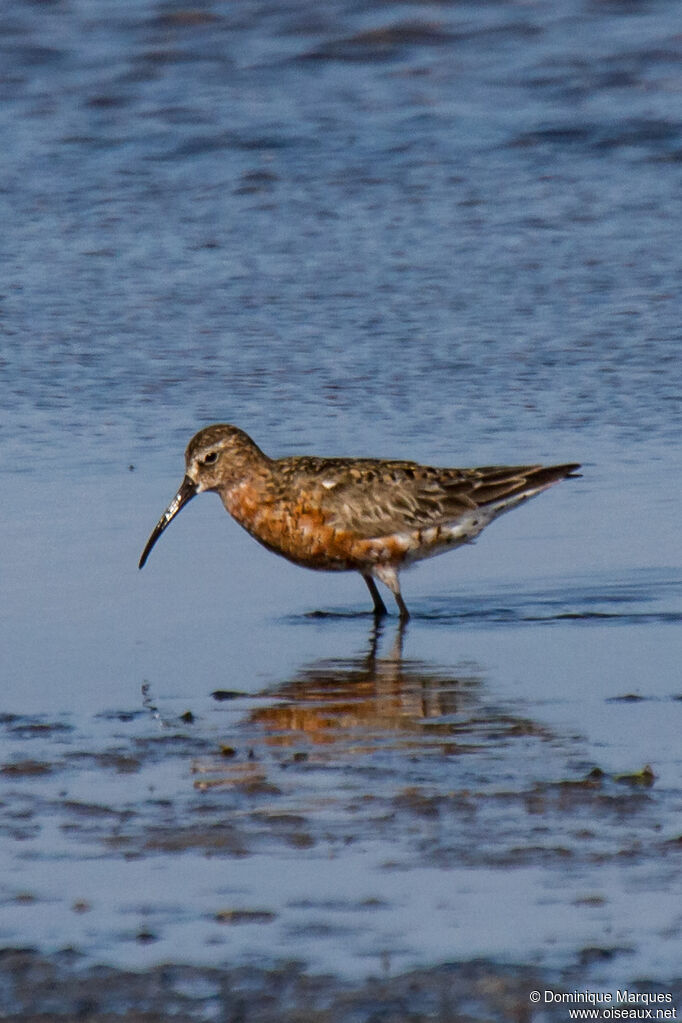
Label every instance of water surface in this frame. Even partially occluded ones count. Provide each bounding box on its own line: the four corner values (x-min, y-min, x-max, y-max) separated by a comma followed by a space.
1, 0, 681, 1010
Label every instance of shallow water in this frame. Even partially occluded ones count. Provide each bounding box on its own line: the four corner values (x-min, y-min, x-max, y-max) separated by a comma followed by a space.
1, 0, 681, 1009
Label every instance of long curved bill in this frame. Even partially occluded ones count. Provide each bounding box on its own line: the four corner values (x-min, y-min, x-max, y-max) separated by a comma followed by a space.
138, 476, 197, 569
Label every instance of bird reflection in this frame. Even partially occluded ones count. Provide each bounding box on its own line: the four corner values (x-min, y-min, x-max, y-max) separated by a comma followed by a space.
193, 622, 551, 796
247, 620, 486, 753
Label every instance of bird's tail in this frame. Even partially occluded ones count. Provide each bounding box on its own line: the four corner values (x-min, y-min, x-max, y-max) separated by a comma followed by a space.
473, 462, 581, 516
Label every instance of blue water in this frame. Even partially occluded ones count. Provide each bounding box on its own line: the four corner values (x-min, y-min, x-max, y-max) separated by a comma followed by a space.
1, 0, 681, 995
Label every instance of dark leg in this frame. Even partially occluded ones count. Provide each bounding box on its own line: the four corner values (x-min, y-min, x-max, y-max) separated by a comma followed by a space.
373, 565, 410, 621
394, 591, 410, 622
363, 574, 388, 617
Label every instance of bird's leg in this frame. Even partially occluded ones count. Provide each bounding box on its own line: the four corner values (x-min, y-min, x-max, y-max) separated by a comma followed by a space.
373, 566, 410, 621
362, 574, 388, 618
394, 591, 410, 622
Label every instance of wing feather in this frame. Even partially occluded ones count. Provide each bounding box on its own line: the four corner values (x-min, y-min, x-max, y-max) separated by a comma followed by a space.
271, 456, 579, 540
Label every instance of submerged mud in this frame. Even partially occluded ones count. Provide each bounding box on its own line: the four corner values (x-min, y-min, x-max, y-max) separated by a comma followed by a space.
1, 948, 679, 1023
1, 600, 681, 993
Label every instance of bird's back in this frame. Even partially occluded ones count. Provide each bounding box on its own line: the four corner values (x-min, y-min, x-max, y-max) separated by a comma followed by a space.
265, 455, 579, 544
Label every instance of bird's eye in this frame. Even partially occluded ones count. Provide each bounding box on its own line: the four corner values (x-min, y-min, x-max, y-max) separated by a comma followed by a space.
203, 452, 218, 465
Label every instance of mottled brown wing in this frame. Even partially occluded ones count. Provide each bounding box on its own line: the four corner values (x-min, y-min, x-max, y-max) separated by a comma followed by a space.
273, 457, 578, 539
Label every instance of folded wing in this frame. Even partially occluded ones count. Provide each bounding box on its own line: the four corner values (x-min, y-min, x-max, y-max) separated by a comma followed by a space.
305, 459, 581, 539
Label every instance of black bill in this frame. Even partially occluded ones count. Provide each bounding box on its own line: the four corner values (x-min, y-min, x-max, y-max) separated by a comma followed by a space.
138, 476, 197, 569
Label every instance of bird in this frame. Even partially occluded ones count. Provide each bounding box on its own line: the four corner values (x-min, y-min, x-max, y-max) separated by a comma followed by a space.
139, 424, 580, 620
